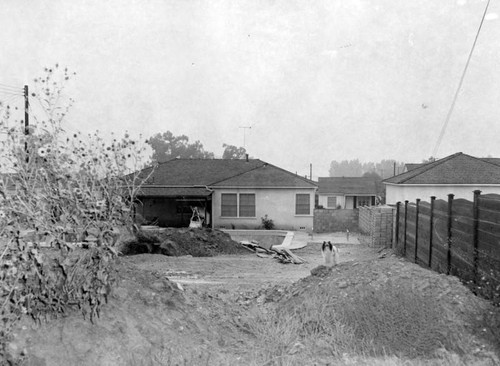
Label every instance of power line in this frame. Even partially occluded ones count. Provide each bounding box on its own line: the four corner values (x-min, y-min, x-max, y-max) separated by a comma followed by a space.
432, 0, 492, 158
0, 90, 23, 97
0, 82, 21, 90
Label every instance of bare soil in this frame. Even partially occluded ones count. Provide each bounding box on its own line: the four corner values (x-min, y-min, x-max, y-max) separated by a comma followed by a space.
9, 230, 500, 366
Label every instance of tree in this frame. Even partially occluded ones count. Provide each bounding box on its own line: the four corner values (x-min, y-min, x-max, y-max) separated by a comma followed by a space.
222, 143, 247, 159
148, 131, 214, 163
329, 159, 405, 178
362, 171, 382, 180
329, 159, 363, 177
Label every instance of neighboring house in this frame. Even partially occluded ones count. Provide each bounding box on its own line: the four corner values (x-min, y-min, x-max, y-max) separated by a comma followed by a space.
384, 152, 500, 204
134, 158, 317, 230
317, 177, 379, 209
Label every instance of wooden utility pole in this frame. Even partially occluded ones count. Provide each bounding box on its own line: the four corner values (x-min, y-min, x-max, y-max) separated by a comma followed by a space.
24, 85, 29, 134
24, 85, 29, 162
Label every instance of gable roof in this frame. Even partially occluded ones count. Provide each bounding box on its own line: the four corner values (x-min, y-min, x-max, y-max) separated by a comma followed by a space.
384, 152, 500, 185
318, 177, 378, 195
211, 163, 317, 188
137, 158, 266, 186
136, 158, 316, 195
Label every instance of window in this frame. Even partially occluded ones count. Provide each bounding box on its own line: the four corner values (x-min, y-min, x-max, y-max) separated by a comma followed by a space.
221, 193, 256, 217
296, 194, 310, 215
357, 197, 371, 207
327, 196, 337, 208
221, 194, 237, 217
239, 194, 256, 217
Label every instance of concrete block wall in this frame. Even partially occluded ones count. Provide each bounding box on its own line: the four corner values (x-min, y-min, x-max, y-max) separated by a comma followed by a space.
313, 209, 359, 233
358, 206, 372, 234
358, 206, 395, 247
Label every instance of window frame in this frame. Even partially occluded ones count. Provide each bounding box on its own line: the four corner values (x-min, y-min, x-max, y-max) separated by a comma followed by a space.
295, 193, 311, 215
221, 193, 238, 217
239, 193, 256, 217
327, 196, 337, 208
220, 193, 256, 218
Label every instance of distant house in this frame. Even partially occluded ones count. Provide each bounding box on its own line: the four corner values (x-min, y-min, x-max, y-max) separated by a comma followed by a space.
317, 177, 379, 209
134, 158, 317, 230
384, 152, 500, 204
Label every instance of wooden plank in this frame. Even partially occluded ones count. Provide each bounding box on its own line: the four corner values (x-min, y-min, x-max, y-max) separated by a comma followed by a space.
417, 247, 430, 266
450, 227, 473, 246
419, 204, 431, 216
434, 199, 448, 212
452, 198, 473, 217
478, 194, 500, 211
477, 230, 500, 254
478, 215, 500, 237
451, 215, 474, 229
478, 206, 500, 225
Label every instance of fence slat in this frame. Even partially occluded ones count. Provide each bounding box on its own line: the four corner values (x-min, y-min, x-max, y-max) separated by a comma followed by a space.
384, 192, 499, 305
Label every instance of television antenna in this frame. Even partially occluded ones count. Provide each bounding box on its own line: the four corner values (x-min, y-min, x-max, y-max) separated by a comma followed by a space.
239, 125, 252, 149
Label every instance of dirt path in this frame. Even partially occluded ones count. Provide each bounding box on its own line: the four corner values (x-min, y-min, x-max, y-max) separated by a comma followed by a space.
125, 240, 381, 291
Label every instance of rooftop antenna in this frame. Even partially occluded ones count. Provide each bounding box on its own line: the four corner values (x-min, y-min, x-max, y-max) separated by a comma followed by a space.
239, 126, 252, 149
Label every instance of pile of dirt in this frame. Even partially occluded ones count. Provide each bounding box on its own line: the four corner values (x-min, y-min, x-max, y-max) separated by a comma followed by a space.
256, 254, 500, 361
7, 245, 500, 365
118, 227, 250, 257
8, 259, 228, 366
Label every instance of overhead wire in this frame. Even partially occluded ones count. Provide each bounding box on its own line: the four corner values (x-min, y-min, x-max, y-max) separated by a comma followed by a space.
432, 0, 492, 158
0, 81, 22, 89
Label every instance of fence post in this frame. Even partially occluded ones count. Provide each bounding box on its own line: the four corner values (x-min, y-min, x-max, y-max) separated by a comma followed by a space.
404, 200, 409, 257
429, 196, 436, 268
447, 194, 454, 275
415, 198, 420, 263
395, 202, 401, 250
472, 190, 481, 284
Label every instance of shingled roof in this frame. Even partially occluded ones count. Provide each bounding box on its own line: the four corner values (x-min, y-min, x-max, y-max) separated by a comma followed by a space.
135, 158, 316, 197
137, 158, 266, 186
384, 152, 500, 185
318, 177, 378, 195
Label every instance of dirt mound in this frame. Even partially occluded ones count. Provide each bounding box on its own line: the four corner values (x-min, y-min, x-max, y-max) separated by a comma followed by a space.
9, 258, 231, 366
118, 227, 250, 257
258, 254, 500, 360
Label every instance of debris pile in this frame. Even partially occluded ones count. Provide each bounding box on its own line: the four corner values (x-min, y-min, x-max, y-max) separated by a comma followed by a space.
119, 227, 250, 256
240, 240, 305, 264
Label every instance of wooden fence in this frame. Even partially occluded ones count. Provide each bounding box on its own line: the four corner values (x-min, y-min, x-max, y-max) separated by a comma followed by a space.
394, 191, 500, 305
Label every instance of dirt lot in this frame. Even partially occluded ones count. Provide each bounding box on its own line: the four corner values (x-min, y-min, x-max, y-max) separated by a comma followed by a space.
9, 230, 500, 366
125, 240, 379, 290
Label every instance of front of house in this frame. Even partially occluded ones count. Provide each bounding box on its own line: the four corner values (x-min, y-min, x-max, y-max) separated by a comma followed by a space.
384, 152, 500, 204
317, 177, 379, 209
134, 158, 317, 231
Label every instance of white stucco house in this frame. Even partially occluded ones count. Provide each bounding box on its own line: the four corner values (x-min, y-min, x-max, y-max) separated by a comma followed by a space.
317, 177, 379, 209
384, 152, 500, 204
134, 158, 317, 231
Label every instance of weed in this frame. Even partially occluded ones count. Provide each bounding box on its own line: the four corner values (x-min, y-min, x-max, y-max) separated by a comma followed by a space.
261, 215, 275, 230
0, 65, 151, 363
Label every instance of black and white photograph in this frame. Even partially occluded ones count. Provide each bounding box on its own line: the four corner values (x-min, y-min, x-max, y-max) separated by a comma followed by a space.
1, 1, 499, 365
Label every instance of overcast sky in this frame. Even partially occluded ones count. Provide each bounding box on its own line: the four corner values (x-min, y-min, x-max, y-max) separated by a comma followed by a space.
1, 0, 499, 179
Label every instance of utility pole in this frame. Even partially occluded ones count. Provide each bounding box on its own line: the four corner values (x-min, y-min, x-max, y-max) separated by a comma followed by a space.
239, 126, 251, 150
24, 85, 29, 162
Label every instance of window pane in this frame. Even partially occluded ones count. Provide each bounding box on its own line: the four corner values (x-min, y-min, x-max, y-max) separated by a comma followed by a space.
221, 194, 237, 217
239, 194, 255, 217
327, 196, 337, 208
296, 194, 310, 215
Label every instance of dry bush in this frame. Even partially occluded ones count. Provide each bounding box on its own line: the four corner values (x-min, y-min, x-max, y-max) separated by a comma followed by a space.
0, 65, 151, 363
